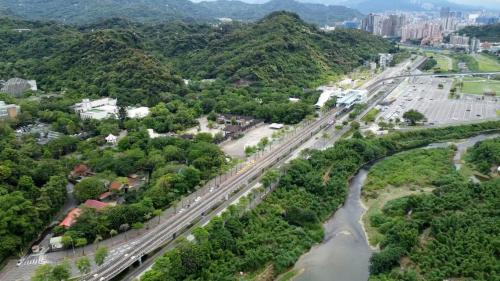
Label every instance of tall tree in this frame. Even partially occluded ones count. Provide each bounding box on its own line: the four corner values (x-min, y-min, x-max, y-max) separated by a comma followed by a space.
75, 256, 91, 275
403, 110, 425, 125
95, 246, 109, 266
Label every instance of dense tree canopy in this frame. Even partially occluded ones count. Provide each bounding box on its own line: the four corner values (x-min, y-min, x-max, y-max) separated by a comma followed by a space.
142, 121, 500, 281
0, 0, 361, 26
368, 140, 500, 281
459, 23, 500, 42
466, 137, 500, 174
74, 177, 106, 202
0, 13, 391, 124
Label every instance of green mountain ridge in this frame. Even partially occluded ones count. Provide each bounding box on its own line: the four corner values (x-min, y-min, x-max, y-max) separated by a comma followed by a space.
164, 12, 391, 87
0, 18, 183, 105
1, 12, 391, 122
459, 23, 500, 42
0, 0, 362, 26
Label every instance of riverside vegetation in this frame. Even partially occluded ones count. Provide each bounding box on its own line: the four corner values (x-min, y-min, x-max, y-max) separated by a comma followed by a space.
365, 141, 499, 280
0, 12, 393, 266
141, 121, 500, 281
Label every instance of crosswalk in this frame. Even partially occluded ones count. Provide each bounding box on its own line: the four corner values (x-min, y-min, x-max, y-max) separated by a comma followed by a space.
20, 254, 47, 266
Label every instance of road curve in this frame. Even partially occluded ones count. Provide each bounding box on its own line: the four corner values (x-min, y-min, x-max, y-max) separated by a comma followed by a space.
84, 109, 339, 281
83, 58, 426, 281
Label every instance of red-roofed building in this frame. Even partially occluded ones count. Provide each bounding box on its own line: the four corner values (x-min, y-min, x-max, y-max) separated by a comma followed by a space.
84, 199, 109, 211
70, 164, 94, 179
109, 181, 125, 191
59, 208, 82, 229
99, 191, 113, 201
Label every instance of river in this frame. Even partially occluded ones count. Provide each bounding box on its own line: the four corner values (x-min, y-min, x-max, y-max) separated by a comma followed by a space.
291, 133, 499, 281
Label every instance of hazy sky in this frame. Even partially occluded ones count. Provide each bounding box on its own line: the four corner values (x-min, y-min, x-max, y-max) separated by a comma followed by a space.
192, 0, 500, 10
449, 0, 500, 8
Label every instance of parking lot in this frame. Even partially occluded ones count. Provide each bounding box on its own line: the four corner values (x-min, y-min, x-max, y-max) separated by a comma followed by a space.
378, 76, 500, 125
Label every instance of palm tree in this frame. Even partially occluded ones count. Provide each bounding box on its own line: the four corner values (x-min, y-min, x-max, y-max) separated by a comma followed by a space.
109, 229, 118, 246
153, 209, 162, 225
94, 235, 103, 250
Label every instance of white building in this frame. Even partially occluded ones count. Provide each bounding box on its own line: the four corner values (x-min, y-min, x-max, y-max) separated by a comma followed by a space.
337, 89, 368, 108
127, 107, 150, 118
105, 134, 117, 144
315, 86, 343, 109
470, 37, 481, 53
73, 98, 117, 114
450, 34, 469, 46
379, 53, 394, 69
49, 236, 63, 250
0, 78, 37, 97
73, 98, 149, 120
269, 123, 284, 130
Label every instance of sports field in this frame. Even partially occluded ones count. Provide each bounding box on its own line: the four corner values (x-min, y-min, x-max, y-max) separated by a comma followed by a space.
425, 52, 452, 71
472, 54, 500, 72
461, 78, 500, 96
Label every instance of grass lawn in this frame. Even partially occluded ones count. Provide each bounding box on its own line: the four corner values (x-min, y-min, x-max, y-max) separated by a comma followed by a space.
425, 52, 452, 71
473, 54, 500, 72
461, 78, 500, 95
363, 148, 455, 195
361, 108, 380, 123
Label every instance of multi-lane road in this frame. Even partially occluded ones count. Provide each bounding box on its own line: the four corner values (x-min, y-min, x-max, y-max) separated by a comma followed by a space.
0, 57, 424, 281
84, 102, 342, 281
83, 58, 428, 281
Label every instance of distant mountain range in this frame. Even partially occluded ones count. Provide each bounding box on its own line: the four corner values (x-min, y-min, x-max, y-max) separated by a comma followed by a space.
216, 0, 496, 12
0, 0, 361, 25
338, 0, 486, 13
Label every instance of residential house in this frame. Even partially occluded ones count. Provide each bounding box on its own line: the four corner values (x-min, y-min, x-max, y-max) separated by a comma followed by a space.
70, 164, 94, 179
109, 175, 145, 194
84, 199, 109, 211
59, 208, 82, 228
99, 191, 114, 202
109, 180, 126, 192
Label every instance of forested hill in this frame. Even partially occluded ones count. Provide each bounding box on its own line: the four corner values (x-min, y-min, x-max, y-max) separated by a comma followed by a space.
0, 18, 183, 105
162, 12, 392, 87
0, 13, 391, 108
459, 23, 500, 42
199, 0, 362, 25
0, 0, 361, 26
